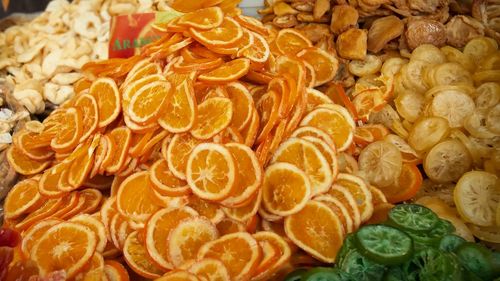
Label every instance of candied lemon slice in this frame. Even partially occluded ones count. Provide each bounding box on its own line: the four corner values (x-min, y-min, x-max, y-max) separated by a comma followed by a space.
358, 140, 403, 188
454, 171, 500, 227
424, 139, 472, 183
430, 90, 475, 128
408, 117, 450, 153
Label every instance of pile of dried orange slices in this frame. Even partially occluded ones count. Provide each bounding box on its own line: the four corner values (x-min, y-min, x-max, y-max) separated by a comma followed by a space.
2, 4, 390, 280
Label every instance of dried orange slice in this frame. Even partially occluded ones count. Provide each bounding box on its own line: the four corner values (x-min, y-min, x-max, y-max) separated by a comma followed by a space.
105, 127, 132, 174
79, 188, 103, 214
4, 179, 42, 220
178, 7, 224, 30
31, 222, 97, 279
74, 93, 99, 143
314, 195, 354, 234
252, 231, 291, 281
123, 231, 164, 279
7, 146, 51, 176
334, 173, 374, 223
90, 78, 121, 128
158, 79, 197, 133
239, 32, 270, 63
300, 106, 355, 152
223, 190, 262, 222
13, 130, 54, 161
50, 192, 80, 219
255, 91, 280, 144
50, 107, 83, 153
216, 218, 246, 235
123, 74, 165, 111
167, 216, 219, 267
291, 126, 336, 151
241, 107, 260, 147
188, 196, 225, 224
198, 58, 251, 83
285, 201, 344, 263
76, 252, 105, 280
100, 197, 118, 240
167, 133, 204, 180
188, 258, 231, 281
150, 159, 191, 197
156, 270, 199, 281
226, 82, 253, 131
262, 162, 311, 216
197, 232, 261, 280
104, 260, 130, 281
369, 185, 388, 206
122, 60, 161, 89
305, 88, 333, 113
128, 81, 172, 125
190, 17, 243, 47
271, 137, 333, 195
301, 136, 338, 180
14, 197, 63, 231
297, 47, 339, 86
145, 207, 198, 270
69, 214, 107, 253
191, 97, 233, 140
109, 213, 133, 250
116, 171, 161, 222
234, 14, 268, 36
67, 136, 100, 189
327, 184, 362, 230
21, 218, 62, 258
275, 29, 312, 56
186, 143, 236, 201
222, 143, 262, 207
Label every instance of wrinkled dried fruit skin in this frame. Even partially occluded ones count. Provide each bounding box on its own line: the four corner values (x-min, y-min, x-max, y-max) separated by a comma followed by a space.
406, 19, 447, 50
330, 4, 359, 34
313, 0, 330, 19
273, 2, 299, 16
273, 14, 299, 28
297, 12, 330, 23
368, 15, 405, 53
471, 0, 500, 42
409, 0, 442, 13
291, 1, 314, 12
336, 28, 368, 60
446, 15, 486, 47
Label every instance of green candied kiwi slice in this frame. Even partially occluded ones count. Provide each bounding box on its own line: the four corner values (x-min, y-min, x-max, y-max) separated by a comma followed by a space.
284, 268, 308, 281
335, 234, 357, 265
439, 234, 466, 252
408, 219, 455, 249
456, 242, 494, 280
355, 224, 413, 265
339, 249, 386, 281
403, 248, 464, 281
388, 204, 439, 233
301, 268, 350, 281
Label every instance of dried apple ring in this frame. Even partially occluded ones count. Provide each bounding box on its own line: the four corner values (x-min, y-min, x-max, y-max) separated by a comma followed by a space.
424, 139, 472, 183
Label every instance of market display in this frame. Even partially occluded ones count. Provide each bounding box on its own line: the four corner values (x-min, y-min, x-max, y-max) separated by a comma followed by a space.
0, 0, 499, 280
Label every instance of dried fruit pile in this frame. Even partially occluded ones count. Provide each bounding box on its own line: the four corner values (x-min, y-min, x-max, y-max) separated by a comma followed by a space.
1, 4, 389, 280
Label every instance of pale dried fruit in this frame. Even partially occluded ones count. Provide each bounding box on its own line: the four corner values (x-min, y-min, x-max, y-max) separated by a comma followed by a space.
336, 28, 367, 60
406, 19, 447, 50
446, 15, 485, 48
367, 16, 404, 53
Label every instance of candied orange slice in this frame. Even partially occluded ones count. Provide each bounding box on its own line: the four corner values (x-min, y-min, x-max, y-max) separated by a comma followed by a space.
105, 127, 132, 174
187, 258, 230, 280
225, 82, 253, 131
255, 91, 280, 144
300, 106, 355, 152
50, 107, 83, 153
252, 231, 291, 281
14, 197, 63, 231
116, 171, 161, 222
69, 214, 107, 253
234, 14, 268, 36
4, 179, 42, 220
123, 231, 164, 279
158, 79, 197, 133
241, 107, 260, 147
167, 216, 219, 267
327, 185, 362, 230
128, 81, 172, 125
314, 195, 354, 234
239, 32, 270, 64
190, 17, 243, 47
31, 222, 97, 279
74, 93, 99, 143
191, 97, 233, 139
222, 143, 262, 207
104, 260, 130, 281
167, 133, 204, 180
186, 143, 236, 201
334, 173, 374, 223
188, 196, 225, 224
275, 29, 312, 56
7, 146, 50, 176
297, 47, 339, 87
123, 74, 165, 111
284, 201, 344, 263
156, 270, 199, 281
198, 58, 251, 83
216, 218, 246, 235
150, 159, 190, 197
21, 218, 62, 258
38, 163, 68, 198
89, 78, 121, 128
13, 130, 53, 161
198, 232, 261, 280
145, 207, 198, 270
271, 137, 333, 195
262, 162, 311, 216
178, 7, 224, 30
67, 136, 100, 189
224, 190, 262, 222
